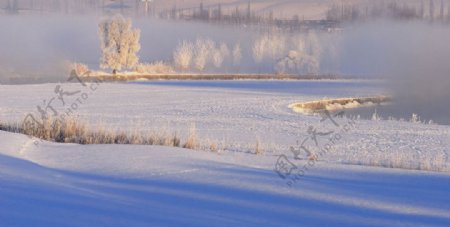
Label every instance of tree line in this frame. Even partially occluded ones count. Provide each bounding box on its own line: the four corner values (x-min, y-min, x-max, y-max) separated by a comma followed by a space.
327, 0, 450, 23
97, 14, 326, 75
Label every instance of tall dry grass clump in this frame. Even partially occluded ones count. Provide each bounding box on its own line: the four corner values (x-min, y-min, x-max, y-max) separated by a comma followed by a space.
255, 138, 263, 155
135, 61, 175, 74
1, 117, 186, 149
71, 62, 90, 75
183, 124, 198, 149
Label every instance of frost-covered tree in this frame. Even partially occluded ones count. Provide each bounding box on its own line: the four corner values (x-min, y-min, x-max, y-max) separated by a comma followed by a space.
275, 50, 300, 75
267, 34, 286, 60
219, 43, 230, 58
232, 43, 242, 67
252, 38, 266, 63
194, 38, 215, 71
212, 47, 224, 68
174, 41, 194, 71
276, 50, 319, 75
194, 39, 209, 71
275, 33, 322, 75
293, 36, 306, 54
175, 38, 234, 72
252, 33, 286, 64
306, 32, 322, 60
98, 14, 141, 74
219, 42, 230, 68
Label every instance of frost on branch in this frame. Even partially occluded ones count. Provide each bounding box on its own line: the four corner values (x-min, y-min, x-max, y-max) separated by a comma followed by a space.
173, 40, 194, 71
98, 14, 141, 74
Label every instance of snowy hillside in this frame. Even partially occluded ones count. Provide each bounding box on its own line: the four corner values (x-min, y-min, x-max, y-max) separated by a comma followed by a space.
1, 80, 450, 225
1, 130, 450, 226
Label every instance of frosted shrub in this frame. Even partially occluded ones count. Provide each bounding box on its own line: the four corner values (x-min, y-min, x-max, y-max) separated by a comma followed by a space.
135, 61, 175, 74
410, 113, 421, 123
71, 63, 89, 76
371, 110, 381, 121
212, 48, 224, 68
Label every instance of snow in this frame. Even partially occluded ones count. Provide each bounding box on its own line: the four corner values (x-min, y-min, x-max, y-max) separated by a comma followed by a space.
1, 130, 450, 226
289, 97, 391, 115
1, 80, 450, 225
1, 80, 447, 170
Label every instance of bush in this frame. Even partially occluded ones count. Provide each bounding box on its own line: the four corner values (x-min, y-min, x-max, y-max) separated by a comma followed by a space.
135, 61, 175, 74
183, 124, 198, 149
71, 62, 89, 76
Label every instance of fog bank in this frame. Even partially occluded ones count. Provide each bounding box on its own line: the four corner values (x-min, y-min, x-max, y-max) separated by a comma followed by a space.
339, 21, 450, 124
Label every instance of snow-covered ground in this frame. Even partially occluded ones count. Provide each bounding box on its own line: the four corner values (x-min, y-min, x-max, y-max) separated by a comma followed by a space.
1, 80, 450, 225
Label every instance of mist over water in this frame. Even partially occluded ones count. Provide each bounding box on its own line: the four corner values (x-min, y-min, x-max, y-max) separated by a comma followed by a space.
338, 21, 450, 124
0, 15, 259, 83
0, 14, 449, 124
0, 14, 340, 82
0, 15, 98, 83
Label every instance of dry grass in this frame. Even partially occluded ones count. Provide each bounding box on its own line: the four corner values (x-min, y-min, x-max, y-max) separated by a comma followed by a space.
183, 124, 198, 149
71, 62, 89, 75
308, 154, 318, 161
290, 96, 392, 114
81, 74, 346, 82
0, 117, 186, 148
255, 138, 263, 155
360, 152, 450, 173
209, 143, 218, 152
135, 61, 176, 74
